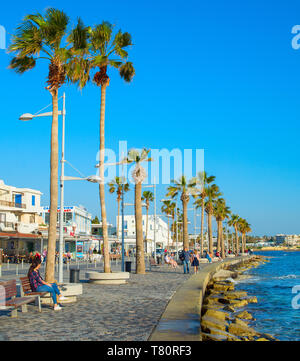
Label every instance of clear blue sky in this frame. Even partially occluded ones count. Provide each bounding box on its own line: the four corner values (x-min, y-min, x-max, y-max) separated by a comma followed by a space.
1, 0, 300, 236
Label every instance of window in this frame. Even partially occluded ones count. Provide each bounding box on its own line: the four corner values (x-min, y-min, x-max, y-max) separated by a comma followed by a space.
45, 213, 50, 225
0, 213, 6, 223
32, 195, 36, 206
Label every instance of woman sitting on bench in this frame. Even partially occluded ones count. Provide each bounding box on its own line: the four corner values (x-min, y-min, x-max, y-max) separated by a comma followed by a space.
28, 255, 66, 311
164, 253, 178, 269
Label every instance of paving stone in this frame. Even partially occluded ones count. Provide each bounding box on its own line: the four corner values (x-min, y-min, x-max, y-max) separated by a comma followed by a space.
0, 266, 193, 341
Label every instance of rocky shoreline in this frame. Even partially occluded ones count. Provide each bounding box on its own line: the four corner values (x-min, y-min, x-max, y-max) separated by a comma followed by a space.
201, 255, 277, 341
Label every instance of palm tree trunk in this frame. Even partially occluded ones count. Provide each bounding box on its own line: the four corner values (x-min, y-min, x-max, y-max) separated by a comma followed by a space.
167, 216, 170, 251
208, 212, 213, 254
200, 198, 204, 256
135, 182, 145, 274
217, 221, 221, 253
145, 206, 149, 254
117, 197, 120, 241
235, 226, 239, 255
99, 84, 110, 273
172, 215, 175, 246
220, 222, 225, 258
241, 233, 245, 254
45, 90, 59, 283
182, 197, 189, 250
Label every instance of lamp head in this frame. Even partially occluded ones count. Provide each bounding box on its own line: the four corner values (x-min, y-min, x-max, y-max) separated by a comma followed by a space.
87, 175, 102, 184
19, 113, 34, 121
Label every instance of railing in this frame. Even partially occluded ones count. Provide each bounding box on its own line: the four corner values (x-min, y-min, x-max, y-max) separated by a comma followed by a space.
0, 200, 26, 209
0, 221, 17, 230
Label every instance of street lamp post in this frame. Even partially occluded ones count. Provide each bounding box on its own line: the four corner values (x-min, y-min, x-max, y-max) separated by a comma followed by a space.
20, 94, 66, 283
143, 178, 156, 260
20, 94, 103, 283
58, 93, 66, 284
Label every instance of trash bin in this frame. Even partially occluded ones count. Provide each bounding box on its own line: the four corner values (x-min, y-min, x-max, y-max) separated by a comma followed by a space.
125, 261, 132, 272
69, 268, 80, 283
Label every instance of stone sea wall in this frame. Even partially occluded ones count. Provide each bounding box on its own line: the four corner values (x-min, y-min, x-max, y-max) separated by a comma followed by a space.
201, 255, 277, 341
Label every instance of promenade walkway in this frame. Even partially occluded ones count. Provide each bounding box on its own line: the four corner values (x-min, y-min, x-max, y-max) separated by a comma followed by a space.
0, 262, 194, 341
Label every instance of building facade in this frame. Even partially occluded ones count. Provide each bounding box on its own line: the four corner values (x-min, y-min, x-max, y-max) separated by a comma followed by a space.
42, 205, 92, 237
0, 179, 44, 257
0, 179, 43, 234
116, 214, 171, 252
275, 234, 300, 246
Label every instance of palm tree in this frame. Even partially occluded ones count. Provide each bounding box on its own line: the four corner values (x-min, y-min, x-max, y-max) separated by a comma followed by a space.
68, 20, 135, 273
9, 9, 72, 282
244, 221, 252, 251
238, 218, 252, 254
108, 176, 129, 243
228, 214, 240, 255
171, 208, 183, 246
205, 184, 222, 254
167, 176, 196, 250
126, 149, 151, 274
213, 198, 231, 258
193, 172, 216, 256
142, 190, 154, 253
161, 200, 175, 250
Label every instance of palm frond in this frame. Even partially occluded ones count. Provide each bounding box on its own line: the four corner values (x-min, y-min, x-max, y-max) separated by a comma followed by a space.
9, 56, 36, 73
119, 61, 135, 82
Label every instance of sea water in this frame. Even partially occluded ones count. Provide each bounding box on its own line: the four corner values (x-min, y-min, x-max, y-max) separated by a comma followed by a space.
235, 250, 300, 340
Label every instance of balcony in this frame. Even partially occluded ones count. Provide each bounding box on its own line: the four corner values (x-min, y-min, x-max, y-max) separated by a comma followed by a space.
0, 200, 26, 209
0, 221, 17, 232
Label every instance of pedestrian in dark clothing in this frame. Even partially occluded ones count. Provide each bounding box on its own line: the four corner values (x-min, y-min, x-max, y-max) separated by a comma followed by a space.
181, 247, 191, 274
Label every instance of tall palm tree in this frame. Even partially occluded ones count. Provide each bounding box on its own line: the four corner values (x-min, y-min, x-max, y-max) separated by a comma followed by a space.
9, 9, 72, 282
213, 198, 231, 258
126, 149, 151, 274
205, 184, 222, 254
244, 222, 252, 252
69, 20, 135, 273
238, 218, 251, 254
108, 176, 129, 242
193, 172, 216, 256
167, 176, 196, 250
141, 190, 154, 253
228, 214, 240, 255
171, 208, 183, 246
161, 200, 175, 250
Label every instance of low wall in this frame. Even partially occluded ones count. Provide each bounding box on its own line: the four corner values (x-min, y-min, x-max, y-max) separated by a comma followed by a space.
149, 256, 250, 341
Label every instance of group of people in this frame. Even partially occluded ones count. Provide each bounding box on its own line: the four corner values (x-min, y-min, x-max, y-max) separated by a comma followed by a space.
179, 248, 202, 274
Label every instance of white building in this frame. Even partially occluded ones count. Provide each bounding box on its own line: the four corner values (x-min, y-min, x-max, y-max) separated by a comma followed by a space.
116, 214, 172, 252
42, 205, 92, 237
275, 234, 300, 246
0, 179, 43, 234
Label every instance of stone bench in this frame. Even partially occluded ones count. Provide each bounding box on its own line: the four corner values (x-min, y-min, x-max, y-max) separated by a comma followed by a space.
40, 283, 83, 304
86, 272, 130, 285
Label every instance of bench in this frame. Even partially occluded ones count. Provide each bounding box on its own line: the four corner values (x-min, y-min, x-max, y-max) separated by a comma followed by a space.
149, 258, 159, 267
109, 254, 121, 260
0, 279, 37, 318
20, 276, 47, 311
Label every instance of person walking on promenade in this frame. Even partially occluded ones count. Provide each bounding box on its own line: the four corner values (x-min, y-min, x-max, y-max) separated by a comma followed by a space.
28, 255, 67, 311
204, 250, 212, 263
191, 250, 200, 273
181, 247, 191, 274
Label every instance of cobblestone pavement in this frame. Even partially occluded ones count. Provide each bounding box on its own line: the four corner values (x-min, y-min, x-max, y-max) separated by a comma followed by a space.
0, 264, 199, 341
